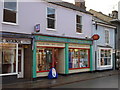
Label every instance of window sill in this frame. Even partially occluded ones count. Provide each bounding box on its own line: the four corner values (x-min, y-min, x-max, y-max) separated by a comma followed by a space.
76, 32, 83, 34
0, 73, 17, 76
46, 28, 56, 31
99, 65, 112, 67
2, 22, 19, 26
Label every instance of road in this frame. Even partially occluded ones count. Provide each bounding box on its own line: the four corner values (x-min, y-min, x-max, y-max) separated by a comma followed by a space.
52, 75, 119, 88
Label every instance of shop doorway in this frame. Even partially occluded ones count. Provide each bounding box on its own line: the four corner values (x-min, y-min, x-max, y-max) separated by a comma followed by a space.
17, 48, 24, 78
52, 48, 64, 73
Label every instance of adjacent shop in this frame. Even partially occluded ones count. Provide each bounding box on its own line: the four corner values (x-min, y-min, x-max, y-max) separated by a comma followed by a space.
0, 32, 32, 83
33, 34, 93, 78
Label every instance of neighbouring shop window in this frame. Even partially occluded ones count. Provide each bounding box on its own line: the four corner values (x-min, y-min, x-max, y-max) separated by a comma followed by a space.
3, 0, 17, 23
76, 15, 82, 33
47, 7, 55, 29
105, 30, 109, 44
100, 49, 112, 66
0, 43, 17, 74
69, 49, 89, 69
36, 48, 52, 72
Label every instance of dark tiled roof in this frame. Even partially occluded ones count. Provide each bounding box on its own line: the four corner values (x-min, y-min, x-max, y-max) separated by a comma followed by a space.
48, 1, 92, 15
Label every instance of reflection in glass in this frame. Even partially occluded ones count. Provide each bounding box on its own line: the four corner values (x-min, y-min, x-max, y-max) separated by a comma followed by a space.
69, 49, 89, 69
0, 43, 17, 74
100, 49, 111, 66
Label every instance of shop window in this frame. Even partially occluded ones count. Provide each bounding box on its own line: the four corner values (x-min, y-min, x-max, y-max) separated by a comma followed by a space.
69, 49, 89, 69
36, 48, 52, 72
100, 49, 112, 66
0, 43, 17, 74
3, 0, 17, 23
76, 15, 82, 33
47, 7, 55, 29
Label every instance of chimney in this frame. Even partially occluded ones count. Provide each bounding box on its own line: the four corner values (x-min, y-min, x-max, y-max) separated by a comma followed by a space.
75, 0, 86, 10
112, 11, 118, 19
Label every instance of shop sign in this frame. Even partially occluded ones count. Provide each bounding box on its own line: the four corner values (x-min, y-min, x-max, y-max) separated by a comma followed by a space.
0, 38, 31, 44
92, 34, 100, 40
37, 42, 65, 47
35, 36, 93, 45
69, 44, 90, 48
48, 68, 58, 79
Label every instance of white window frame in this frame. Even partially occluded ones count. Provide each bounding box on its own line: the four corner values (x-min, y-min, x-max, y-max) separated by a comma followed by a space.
2, 0, 18, 25
46, 7, 56, 31
76, 15, 82, 34
98, 47, 113, 68
105, 29, 110, 45
0, 43, 18, 76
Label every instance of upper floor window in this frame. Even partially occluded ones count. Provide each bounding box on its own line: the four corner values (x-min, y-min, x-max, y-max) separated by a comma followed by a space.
76, 15, 82, 33
3, 0, 17, 24
47, 7, 55, 29
105, 30, 109, 44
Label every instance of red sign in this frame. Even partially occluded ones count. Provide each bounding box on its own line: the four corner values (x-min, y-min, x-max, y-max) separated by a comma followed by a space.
92, 34, 100, 40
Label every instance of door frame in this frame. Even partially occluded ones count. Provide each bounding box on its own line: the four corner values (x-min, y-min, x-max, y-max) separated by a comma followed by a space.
17, 48, 24, 78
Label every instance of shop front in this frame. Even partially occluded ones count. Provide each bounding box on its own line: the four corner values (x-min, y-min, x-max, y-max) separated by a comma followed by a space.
33, 34, 93, 78
0, 33, 32, 83
68, 44, 90, 73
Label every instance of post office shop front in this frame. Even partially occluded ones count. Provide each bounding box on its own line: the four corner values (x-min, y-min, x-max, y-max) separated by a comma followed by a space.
32, 34, 93, 78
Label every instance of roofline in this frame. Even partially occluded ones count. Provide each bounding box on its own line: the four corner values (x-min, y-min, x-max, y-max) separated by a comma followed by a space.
110, 19, 120, 23
93, 21, 116, 29
48, 2, 93, 15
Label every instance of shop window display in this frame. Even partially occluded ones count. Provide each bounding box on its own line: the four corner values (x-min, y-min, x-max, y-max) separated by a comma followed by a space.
69, 49, 89, 69
0, 43, 17, 74
100, 49, 111, 66
36, 48, 53, 72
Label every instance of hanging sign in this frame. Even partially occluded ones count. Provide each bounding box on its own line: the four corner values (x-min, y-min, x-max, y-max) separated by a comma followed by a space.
35, 24, 40, 32
92, 34, 100, 40
48, 68, 58, 79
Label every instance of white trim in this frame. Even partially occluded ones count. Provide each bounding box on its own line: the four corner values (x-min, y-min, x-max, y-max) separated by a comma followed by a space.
46, 28, 56, 31
97, 47, 113, 68
18, 48, 24, 78
0, 43, 18, 76
97, 22, 116, 29
76, 15, 83, 34
2, 0, 18, 24
76, 32, 84, 35
105, 29, 110, 45
0, 73, 17, 76
2, 22, 19, 26
16, 44, 18, 74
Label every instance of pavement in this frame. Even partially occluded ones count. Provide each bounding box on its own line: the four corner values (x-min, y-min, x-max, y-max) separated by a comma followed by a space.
2, 70, 119, 89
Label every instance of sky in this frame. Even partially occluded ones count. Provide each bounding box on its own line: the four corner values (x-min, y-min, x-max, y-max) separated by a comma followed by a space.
63, 0, 120, 15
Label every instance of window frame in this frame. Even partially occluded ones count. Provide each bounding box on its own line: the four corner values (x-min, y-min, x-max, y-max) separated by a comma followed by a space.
46, 7, 56, 31
0, 43, 18, 76
98, 48, 113, 67
2, 0, 18, 25
76, 15, 82, 34
105, 29, 110, 45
